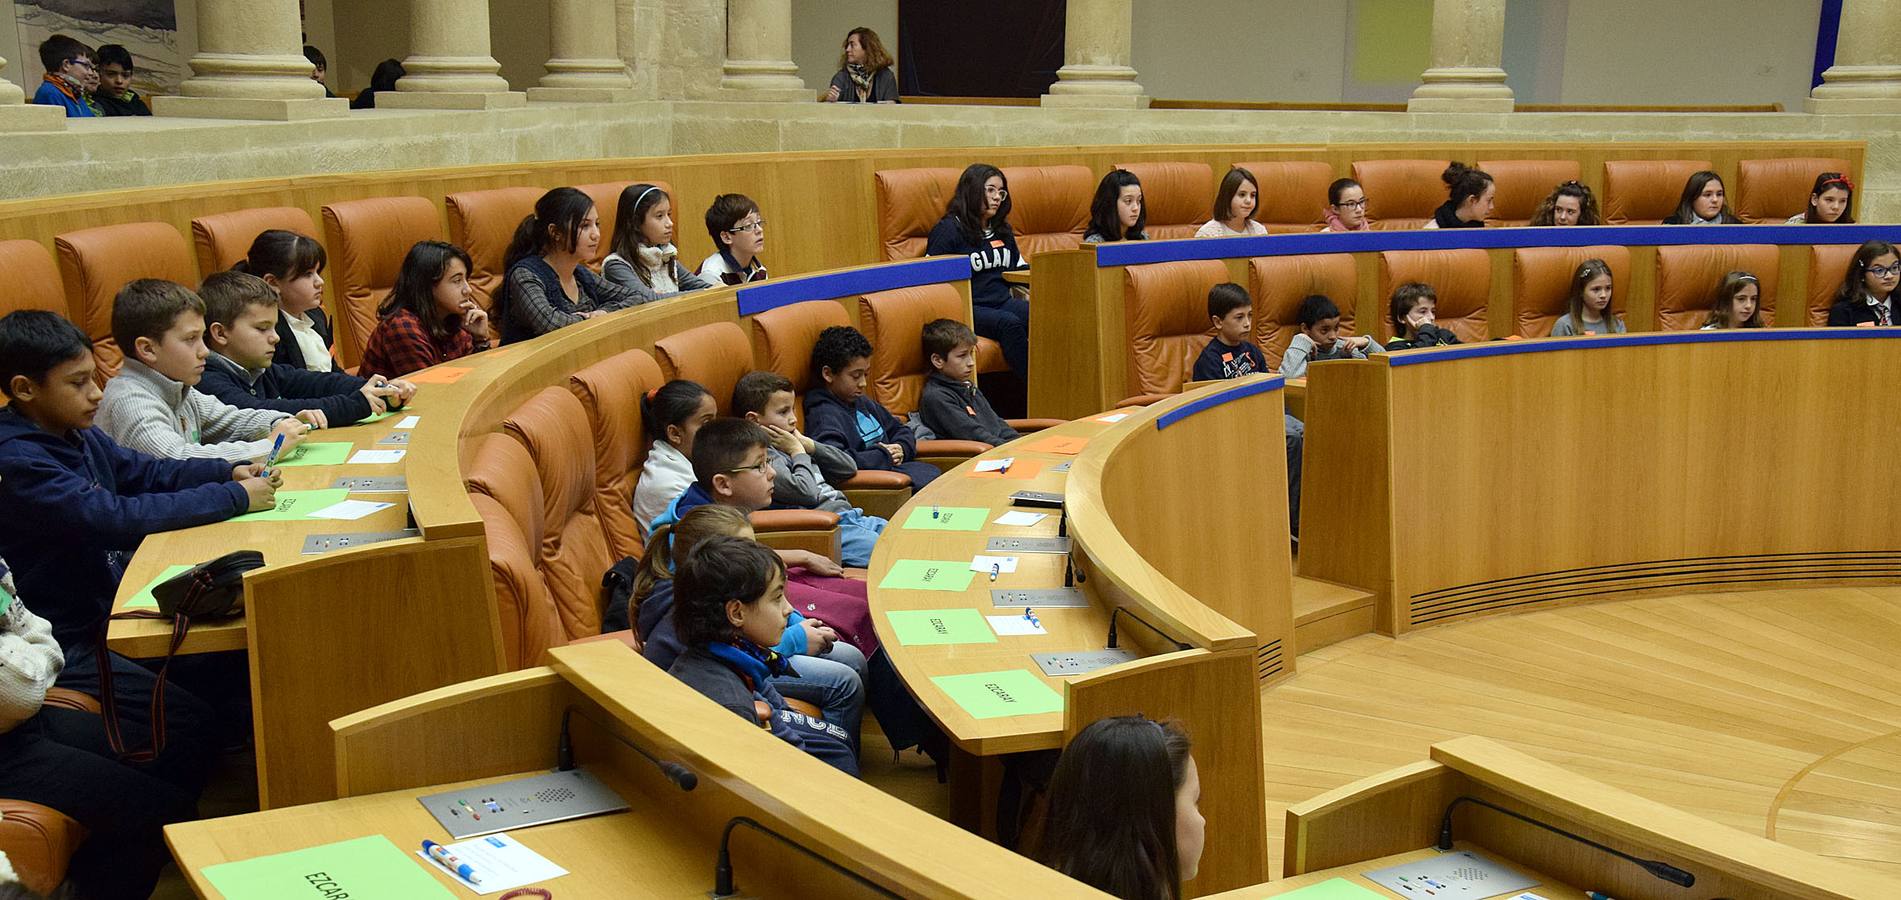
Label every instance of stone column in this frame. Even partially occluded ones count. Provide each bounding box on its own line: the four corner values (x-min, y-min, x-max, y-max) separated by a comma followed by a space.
530, 0, 639, 102
381, 0, 527, 110
720, 0, 809, 101
0, 52, 67, 131
153, 0, 348, 120
1407, 0, 1515, 113
1808, 0, 1901, 114
1041, 0, 1149, 109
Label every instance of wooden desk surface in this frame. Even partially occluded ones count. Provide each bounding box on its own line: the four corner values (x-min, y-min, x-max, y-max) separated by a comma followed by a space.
1203, 843, 1587, 898
108, 409, 416, 658
867, 416, 1133, 756
1002, 268, 1031, 285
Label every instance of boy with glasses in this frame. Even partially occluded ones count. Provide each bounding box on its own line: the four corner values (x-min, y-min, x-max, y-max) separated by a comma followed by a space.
31, 35, 97, 117
699, 193, 769, 285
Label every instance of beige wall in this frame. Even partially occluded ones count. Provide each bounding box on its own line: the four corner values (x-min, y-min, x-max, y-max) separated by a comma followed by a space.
323, 0, 549, 94
1133, 0, 1352, 103
791, 0, 894, 97
1559, 0, 1821, 109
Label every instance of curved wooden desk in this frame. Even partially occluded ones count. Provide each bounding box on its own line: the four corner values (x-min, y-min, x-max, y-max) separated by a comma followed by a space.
1299, 329, 1901, 635
868, 375, 1297, 894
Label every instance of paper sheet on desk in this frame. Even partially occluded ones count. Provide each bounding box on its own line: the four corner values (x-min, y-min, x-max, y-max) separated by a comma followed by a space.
348, 449, 407, 465
993, 510, 1048, 527
204, 835, 455, 900
970, 554, 1018, 574
123, 564, 193, 610
1271, 877, 1385, 898
310, 499, 396, 521
418, 834, 567, 895
231, 489, 351, 521
395, 415, 422, 429
269, 441, 352, 467
986, 614, 1045, 636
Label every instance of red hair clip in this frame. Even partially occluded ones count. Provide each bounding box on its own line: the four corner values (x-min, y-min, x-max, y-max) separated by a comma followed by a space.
1825, 175, 1855, 191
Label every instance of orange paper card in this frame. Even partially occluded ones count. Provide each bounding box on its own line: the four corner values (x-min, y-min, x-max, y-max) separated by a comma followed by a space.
1024, 435, 1089, 456
969, 458, 1045, 480
405, 366, 472, 384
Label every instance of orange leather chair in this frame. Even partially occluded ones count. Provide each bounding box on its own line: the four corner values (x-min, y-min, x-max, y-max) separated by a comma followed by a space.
0, 687, 98, 897
1510, 246, 1632, 337
190, 206, 319, 275
321, 196, 444, 368
1111, 162, 1213, 240
1247, 253, 1359, 368
446, 186, 546, 312
654, 321, 754, 420
0, 240, 68, 318
567, 347, 668, 561
874, 167, 961, 260
1602, 159, 1711, 224
1375, 249, 1490, 343
1654, 244, 1780, 330
1735, 157, 1853, 223
54, 222, 197, 382
464, 432, 564, 670
1121, 259, 1231, 403
1350, 159, 1451, 230
997, 165, 1091, 258
856, 283, 1065, 435
500, 387, 617, 641
1478, 159, 1582, 227
575, 179, 672, 271
1807, 244, 1859, 326
1232, 161, 1335, 234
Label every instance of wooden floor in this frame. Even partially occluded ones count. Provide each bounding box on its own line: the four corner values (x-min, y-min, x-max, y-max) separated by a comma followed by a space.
1258, 585, 1901, 879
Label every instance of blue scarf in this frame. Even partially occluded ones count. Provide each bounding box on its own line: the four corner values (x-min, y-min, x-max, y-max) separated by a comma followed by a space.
707, 639, 796, 690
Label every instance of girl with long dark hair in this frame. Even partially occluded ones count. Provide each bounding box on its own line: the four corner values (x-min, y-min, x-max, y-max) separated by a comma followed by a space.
1040, 716, 1203, 900
924, 163, 1031, 374
498, 187, 643, 343
358, 240, 492, 379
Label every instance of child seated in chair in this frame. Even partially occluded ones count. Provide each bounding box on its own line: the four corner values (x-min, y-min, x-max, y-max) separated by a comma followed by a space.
1190, 283, 1305, 539
197, 271, 413, 429
667, 535, 860, 775
1278, 294, 1374, 379
918, 318, 1020, 446
731, 371, 885, 568
803, 325, 939, 488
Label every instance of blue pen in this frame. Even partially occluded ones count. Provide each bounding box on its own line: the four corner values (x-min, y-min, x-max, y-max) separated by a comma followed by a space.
422, 840, 482, 884
1024, 607, 1039, 628
260, 432, 286, 477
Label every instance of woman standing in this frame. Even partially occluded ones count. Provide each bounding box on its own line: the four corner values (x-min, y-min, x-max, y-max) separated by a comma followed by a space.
822, 28, 898, 103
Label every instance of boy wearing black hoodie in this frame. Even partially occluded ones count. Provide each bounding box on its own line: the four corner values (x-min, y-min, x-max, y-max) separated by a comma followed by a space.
801, 325, 939, 488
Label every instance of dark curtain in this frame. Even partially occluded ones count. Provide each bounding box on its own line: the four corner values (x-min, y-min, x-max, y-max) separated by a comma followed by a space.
898, 0, 1065, 98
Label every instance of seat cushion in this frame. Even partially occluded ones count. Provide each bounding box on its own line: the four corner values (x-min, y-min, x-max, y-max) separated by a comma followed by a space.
321, 196, 444, 368
1807, 244, 1860, 327
1232, 161, 1335, 234
575, 180, 672, 271
568, 347, 667, 561
502, 387, 614, 642
751, 300, 853, 398
54, 221, 197, 382
1655, 244, 1780, 330
446, 186, 546, 312
1511, 246, 1632, 337
998, 165, 1091, 259
465, 433, 561, 670
874, 167, 961, 261
1112, 162, 1214, 241
1247, 253, 1358, 369
1351, 159, 1452, 231
1123, 259, 1230, 397
1602, 159, 1712, 224
1478, 159, 1582, 227
654, 321, 754, 415
858, 283, 971, 416
0, 240, 68, 319
0, 799, 85, 897
1376, 249, 1490, 343
1735, 157, 1853, 223
191, 206, 320, 275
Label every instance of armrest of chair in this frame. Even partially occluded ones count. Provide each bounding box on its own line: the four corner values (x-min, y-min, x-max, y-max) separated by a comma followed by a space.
1007, 418, 1067, 433
42, 687, 100, 714
750, 509, 843, 561
841, 470, 911, 490
0, 800, 84, 896
840, 470, 913, 520
1116, 393, 1173, 408
567, 629, 642, 653
917, 439, 993, 457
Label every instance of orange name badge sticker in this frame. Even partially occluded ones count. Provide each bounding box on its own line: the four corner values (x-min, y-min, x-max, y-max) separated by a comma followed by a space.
405, 366, 473, 384
989, 238, 1006, 248
1024, 435, 1089, 456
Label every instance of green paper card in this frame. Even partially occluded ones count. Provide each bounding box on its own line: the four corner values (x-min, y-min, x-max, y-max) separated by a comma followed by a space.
885, 608, 998, 646
124, 564, 194, 610
1274, 878, 1387, 899
203, 835, 456, 900
268, 441, 353, 467
356, 409, 397, 424
930, 669, 1064, 719
232, 488, 352, 522
878, 560, 977, 592
900, 506, 989, 532
0, 582, 12, 616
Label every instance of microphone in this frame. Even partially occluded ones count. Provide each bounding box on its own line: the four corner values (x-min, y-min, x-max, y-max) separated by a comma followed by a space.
1106, 606, 1189, 652
558, 706, 698, 791
1437, 795, 1694, 888
714, 816, 900, 898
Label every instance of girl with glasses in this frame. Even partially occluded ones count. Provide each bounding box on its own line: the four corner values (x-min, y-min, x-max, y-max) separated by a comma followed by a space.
1323, 178, 1370, 232
925, 164, 1031, 375
1829, 240, 1900, 327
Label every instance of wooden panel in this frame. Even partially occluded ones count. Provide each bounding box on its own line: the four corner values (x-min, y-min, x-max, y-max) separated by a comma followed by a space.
332, 667, 577, 797
1064, 649, 1269, 895
1296, 359, 1395, 630
1283, 760, 1457, 875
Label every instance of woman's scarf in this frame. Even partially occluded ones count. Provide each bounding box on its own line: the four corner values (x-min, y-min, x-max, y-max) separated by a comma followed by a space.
847, 64, 873, 100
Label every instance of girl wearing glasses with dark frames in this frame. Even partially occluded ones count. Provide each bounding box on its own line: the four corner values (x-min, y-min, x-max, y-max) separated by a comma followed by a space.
925, 164, 1031, 375
1323, 178, 1370, 232
1829, 240, 1901, 327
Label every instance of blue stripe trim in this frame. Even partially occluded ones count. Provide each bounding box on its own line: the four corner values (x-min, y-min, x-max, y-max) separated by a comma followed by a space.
1092, 224, 1901, 268
1154, 376, 1284, 430
1386, 327, 1901, 367
736, 256, 971, 315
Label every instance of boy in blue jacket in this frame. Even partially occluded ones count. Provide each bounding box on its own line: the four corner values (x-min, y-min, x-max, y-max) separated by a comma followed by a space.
801, 325, 939, 488
0, 311, 274, 764
197, 271, 411, 429
30, 35, 96, 118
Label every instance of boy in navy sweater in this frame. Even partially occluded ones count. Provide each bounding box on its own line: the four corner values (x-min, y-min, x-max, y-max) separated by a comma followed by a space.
917, 318, 1019, 446
1189, 283, 1305, 539
0, 311, 273, 767
802, 325, 939, 488
196, 271, 411, 428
